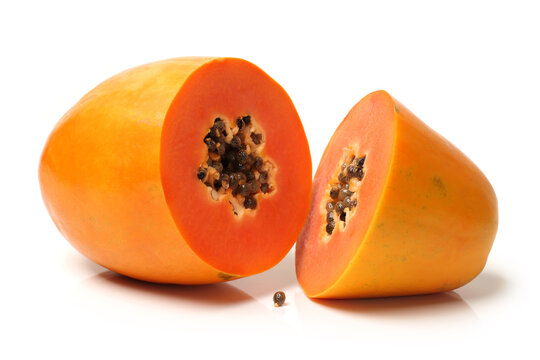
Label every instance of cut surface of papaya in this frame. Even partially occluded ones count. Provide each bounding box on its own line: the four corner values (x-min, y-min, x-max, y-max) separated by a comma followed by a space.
295, 90, 497, 298
39, 57, 312, 284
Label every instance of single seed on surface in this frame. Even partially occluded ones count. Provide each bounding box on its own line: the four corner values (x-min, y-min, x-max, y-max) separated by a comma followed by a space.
260, 183, 270, 193
335, 201, 345, 214
242, 115, 251, 125
213, 180, 222, 191
343, 197, 353, 209
273, 291, 286, 307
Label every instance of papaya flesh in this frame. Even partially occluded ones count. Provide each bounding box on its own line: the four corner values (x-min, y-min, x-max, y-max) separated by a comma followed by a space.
39, 57, 312, 284
295, 90, 498, 298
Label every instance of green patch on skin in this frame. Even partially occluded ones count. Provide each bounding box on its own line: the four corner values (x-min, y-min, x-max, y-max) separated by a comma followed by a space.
432, 175, 447, 197
217, 272, 238, 281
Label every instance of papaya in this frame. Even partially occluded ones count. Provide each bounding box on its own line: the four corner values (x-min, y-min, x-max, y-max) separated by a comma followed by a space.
295, 90, 498, 298
39, 57, 312, 284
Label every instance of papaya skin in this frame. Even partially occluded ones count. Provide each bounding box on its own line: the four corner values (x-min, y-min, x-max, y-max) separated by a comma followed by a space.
296, 90, 498, 298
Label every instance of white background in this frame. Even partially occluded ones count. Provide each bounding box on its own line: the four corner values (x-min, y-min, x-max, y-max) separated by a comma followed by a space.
1, 1, 539, 358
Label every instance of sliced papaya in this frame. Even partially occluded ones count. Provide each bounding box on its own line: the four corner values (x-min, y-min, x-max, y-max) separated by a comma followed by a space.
296, 90, 497, 298
39, 57, 312, 284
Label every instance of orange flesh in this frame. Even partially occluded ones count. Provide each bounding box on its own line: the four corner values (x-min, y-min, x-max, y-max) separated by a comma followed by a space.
296, 90, 498, 298
161, 59, 311, 276
296, 92, 395, 296
39, 57, 311, 284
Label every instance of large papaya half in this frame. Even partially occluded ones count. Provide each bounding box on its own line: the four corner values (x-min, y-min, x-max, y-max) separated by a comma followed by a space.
39, 57, 312, 284
296, 90, 497, 298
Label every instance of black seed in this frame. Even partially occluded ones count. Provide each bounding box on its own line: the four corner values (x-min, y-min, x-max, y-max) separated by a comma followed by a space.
326, 202, 335, 213
231, 136, 242, 149
209, 127, 220, 140
244, 196, 257, 209
326, 211, 334, 222
335, 201, 345, 214
329, 185, 340, 200
343, 197, 353, 209
226, 151, 237, 164
338, 188, 353, 201
347, 165, 357, 176
237, 150, 248, 164
356, 156, 366, 167
260, 183, 270, 193
250, 132, 262, 145
220, 173, 230, 184
204, 137, 217, 151
253, 157, 263, 171
326, 222, 335, 235
242, 115, 251, 125
338, 172, 349, 183
357, 169, 365, 181
217, 143, 226, 155
214, 118, 226, 131
245, 153, 255, 168
239, 183, 250, 196
340, 212, 346, 222
229, 174, 239, 189
211, 162, 223, 173
273, 291, 286, 307
259, 171, 268, 183
213, 180, 222, 191
249, 180, 261, 194
236, 118, 244, 129
204, 181, 212, 187
237, 172, 246, 182
246, 171, 255, 182
196, 168, 207, 180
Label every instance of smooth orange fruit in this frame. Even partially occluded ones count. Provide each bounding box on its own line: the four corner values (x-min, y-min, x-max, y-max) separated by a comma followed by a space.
296, 90, 497, 298
40, 57, 311, 284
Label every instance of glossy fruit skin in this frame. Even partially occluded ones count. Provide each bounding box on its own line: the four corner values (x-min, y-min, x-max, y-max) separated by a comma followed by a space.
39, 57, 311, 284
296, 91, 498, 298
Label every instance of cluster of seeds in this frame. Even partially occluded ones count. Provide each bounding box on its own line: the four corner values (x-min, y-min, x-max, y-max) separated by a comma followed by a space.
197, 115, 274, 213
325, 155, 366, 235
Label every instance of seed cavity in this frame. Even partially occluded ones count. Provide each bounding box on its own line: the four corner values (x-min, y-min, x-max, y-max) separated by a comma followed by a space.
197, 114, 276, 215
323, 151, 366, 236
